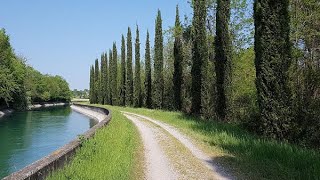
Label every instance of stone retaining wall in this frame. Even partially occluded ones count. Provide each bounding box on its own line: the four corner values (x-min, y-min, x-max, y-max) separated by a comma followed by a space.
3, 104, 111, 180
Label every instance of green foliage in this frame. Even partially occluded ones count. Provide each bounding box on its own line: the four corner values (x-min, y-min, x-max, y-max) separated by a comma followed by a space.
110, 43, 118, 105
191, 0, 207, 114
93, 59, 100, 104
215, 0, 232, 120
126, 27, 134, 106
162, 28, 175, 111
231, 48, 257, 122
0, 67, 19, 106
289, 0, 320, 148
25, 68, 71, 103
205, 0, 254, 51
102, 53, 109, 104
134, 26, 142, 107
144, 31, 152, 108
153, 10, 164, 109
99, 54, 105, 104
181, 22, 193, 114
72, 89, 89, 99
89, 66, 95, 103
0, 29, 22, 108
173, 5, 183, 111
201, 34, 216, 119
254, 0, 293, 140
120, 35, 126, 106
0, 29, 70, 109
108, 49, 113, 104
290, 63, 320, 148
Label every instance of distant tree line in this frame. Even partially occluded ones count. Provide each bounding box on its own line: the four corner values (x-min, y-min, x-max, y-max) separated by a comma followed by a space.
89, 0, 320, 148
72, 89, 89, 99
0, 29, 71, 110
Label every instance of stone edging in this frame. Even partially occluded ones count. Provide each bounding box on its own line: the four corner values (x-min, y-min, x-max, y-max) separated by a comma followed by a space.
0, 109, 14, 119
3, 103, 112, 180
28, 102, 69, 110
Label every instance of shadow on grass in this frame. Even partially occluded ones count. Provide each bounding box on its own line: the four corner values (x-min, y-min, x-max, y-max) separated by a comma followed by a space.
176, 113, 320, 180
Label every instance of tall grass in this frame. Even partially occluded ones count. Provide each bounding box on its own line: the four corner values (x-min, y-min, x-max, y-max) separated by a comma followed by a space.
110, 105, 320, 180
47, 106, 143, 180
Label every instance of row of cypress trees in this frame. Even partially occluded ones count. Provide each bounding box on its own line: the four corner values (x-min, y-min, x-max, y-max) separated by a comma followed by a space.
89, 10, 163, 109
90, 0, 296, 141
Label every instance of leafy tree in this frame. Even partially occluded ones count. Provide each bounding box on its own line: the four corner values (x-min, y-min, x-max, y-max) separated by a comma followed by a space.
204, 0, 254, 51
215, 0, 232, 120
153, 10, 164, 109
0, 68, 18, 106
144, 31, 152, 108
289, 0, 320, 147
173, 5, 183, 111
126, 27, 134, 106
73, 89, 89, 99
134, 25, 142, 107
120, 35, 126, 106
254, 0, 293, 139
191, 0, 207, 115
0, 29, 23, 108
0, 29, 71, 109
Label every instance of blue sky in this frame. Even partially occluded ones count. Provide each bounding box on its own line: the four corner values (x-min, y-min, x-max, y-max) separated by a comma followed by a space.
0, 1, 192, 90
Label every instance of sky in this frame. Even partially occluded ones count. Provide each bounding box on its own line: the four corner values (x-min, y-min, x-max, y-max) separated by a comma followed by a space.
0, 1, 192, 90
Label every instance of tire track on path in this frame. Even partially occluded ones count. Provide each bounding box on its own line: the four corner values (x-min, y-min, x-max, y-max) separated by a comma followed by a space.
123, 112, 234, 180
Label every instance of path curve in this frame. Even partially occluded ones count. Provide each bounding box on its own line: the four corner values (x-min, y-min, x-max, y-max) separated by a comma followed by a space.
123, 111, 234, 180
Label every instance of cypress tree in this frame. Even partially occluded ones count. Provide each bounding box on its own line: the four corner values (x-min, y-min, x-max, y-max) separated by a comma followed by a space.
109, 49, 113, 104
101, 53, 108, 104
173, 5, 183, 111
254, 0, 293, 139
126, 27, 134, 106
104, 52, 109, 105
120, 35, 126, 106
89, 65, 95, 103
145, 30, 152, 108
191, 0, 207, 115
100, 54, 105, 104
134, 25, 142, 107
154, 10, 164, 109
111, 42, 118, 105
94, 59, 100, 104
215, 0, 232, 120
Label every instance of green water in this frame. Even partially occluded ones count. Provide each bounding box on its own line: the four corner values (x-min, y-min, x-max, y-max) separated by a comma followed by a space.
0, 107, 97, 178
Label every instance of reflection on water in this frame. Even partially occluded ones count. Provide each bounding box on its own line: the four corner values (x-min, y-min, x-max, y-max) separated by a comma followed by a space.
0, 107, 97, 178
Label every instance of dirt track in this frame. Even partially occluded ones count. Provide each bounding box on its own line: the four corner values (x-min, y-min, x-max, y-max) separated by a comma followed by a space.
123, 112, 233, 180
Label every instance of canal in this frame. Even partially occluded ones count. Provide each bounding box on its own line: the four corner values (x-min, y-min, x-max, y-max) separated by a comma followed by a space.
0, 106, 97, 178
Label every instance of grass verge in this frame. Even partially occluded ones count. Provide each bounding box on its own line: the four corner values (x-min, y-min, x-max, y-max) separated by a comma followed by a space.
47, 105, 143, 180
103, 104, 320, 180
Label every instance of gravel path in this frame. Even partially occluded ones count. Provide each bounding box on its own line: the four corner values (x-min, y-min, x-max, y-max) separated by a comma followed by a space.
123, 114, 177, 180
123, 112, 234, 180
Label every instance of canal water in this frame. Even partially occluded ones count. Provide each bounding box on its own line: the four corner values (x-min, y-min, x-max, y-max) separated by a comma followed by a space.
0, 106, 97, 178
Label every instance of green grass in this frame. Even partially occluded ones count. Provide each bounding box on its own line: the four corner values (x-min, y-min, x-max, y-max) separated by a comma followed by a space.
104, 105, 320, 180
48, 103, 320, 179
47, 106, 143, 180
